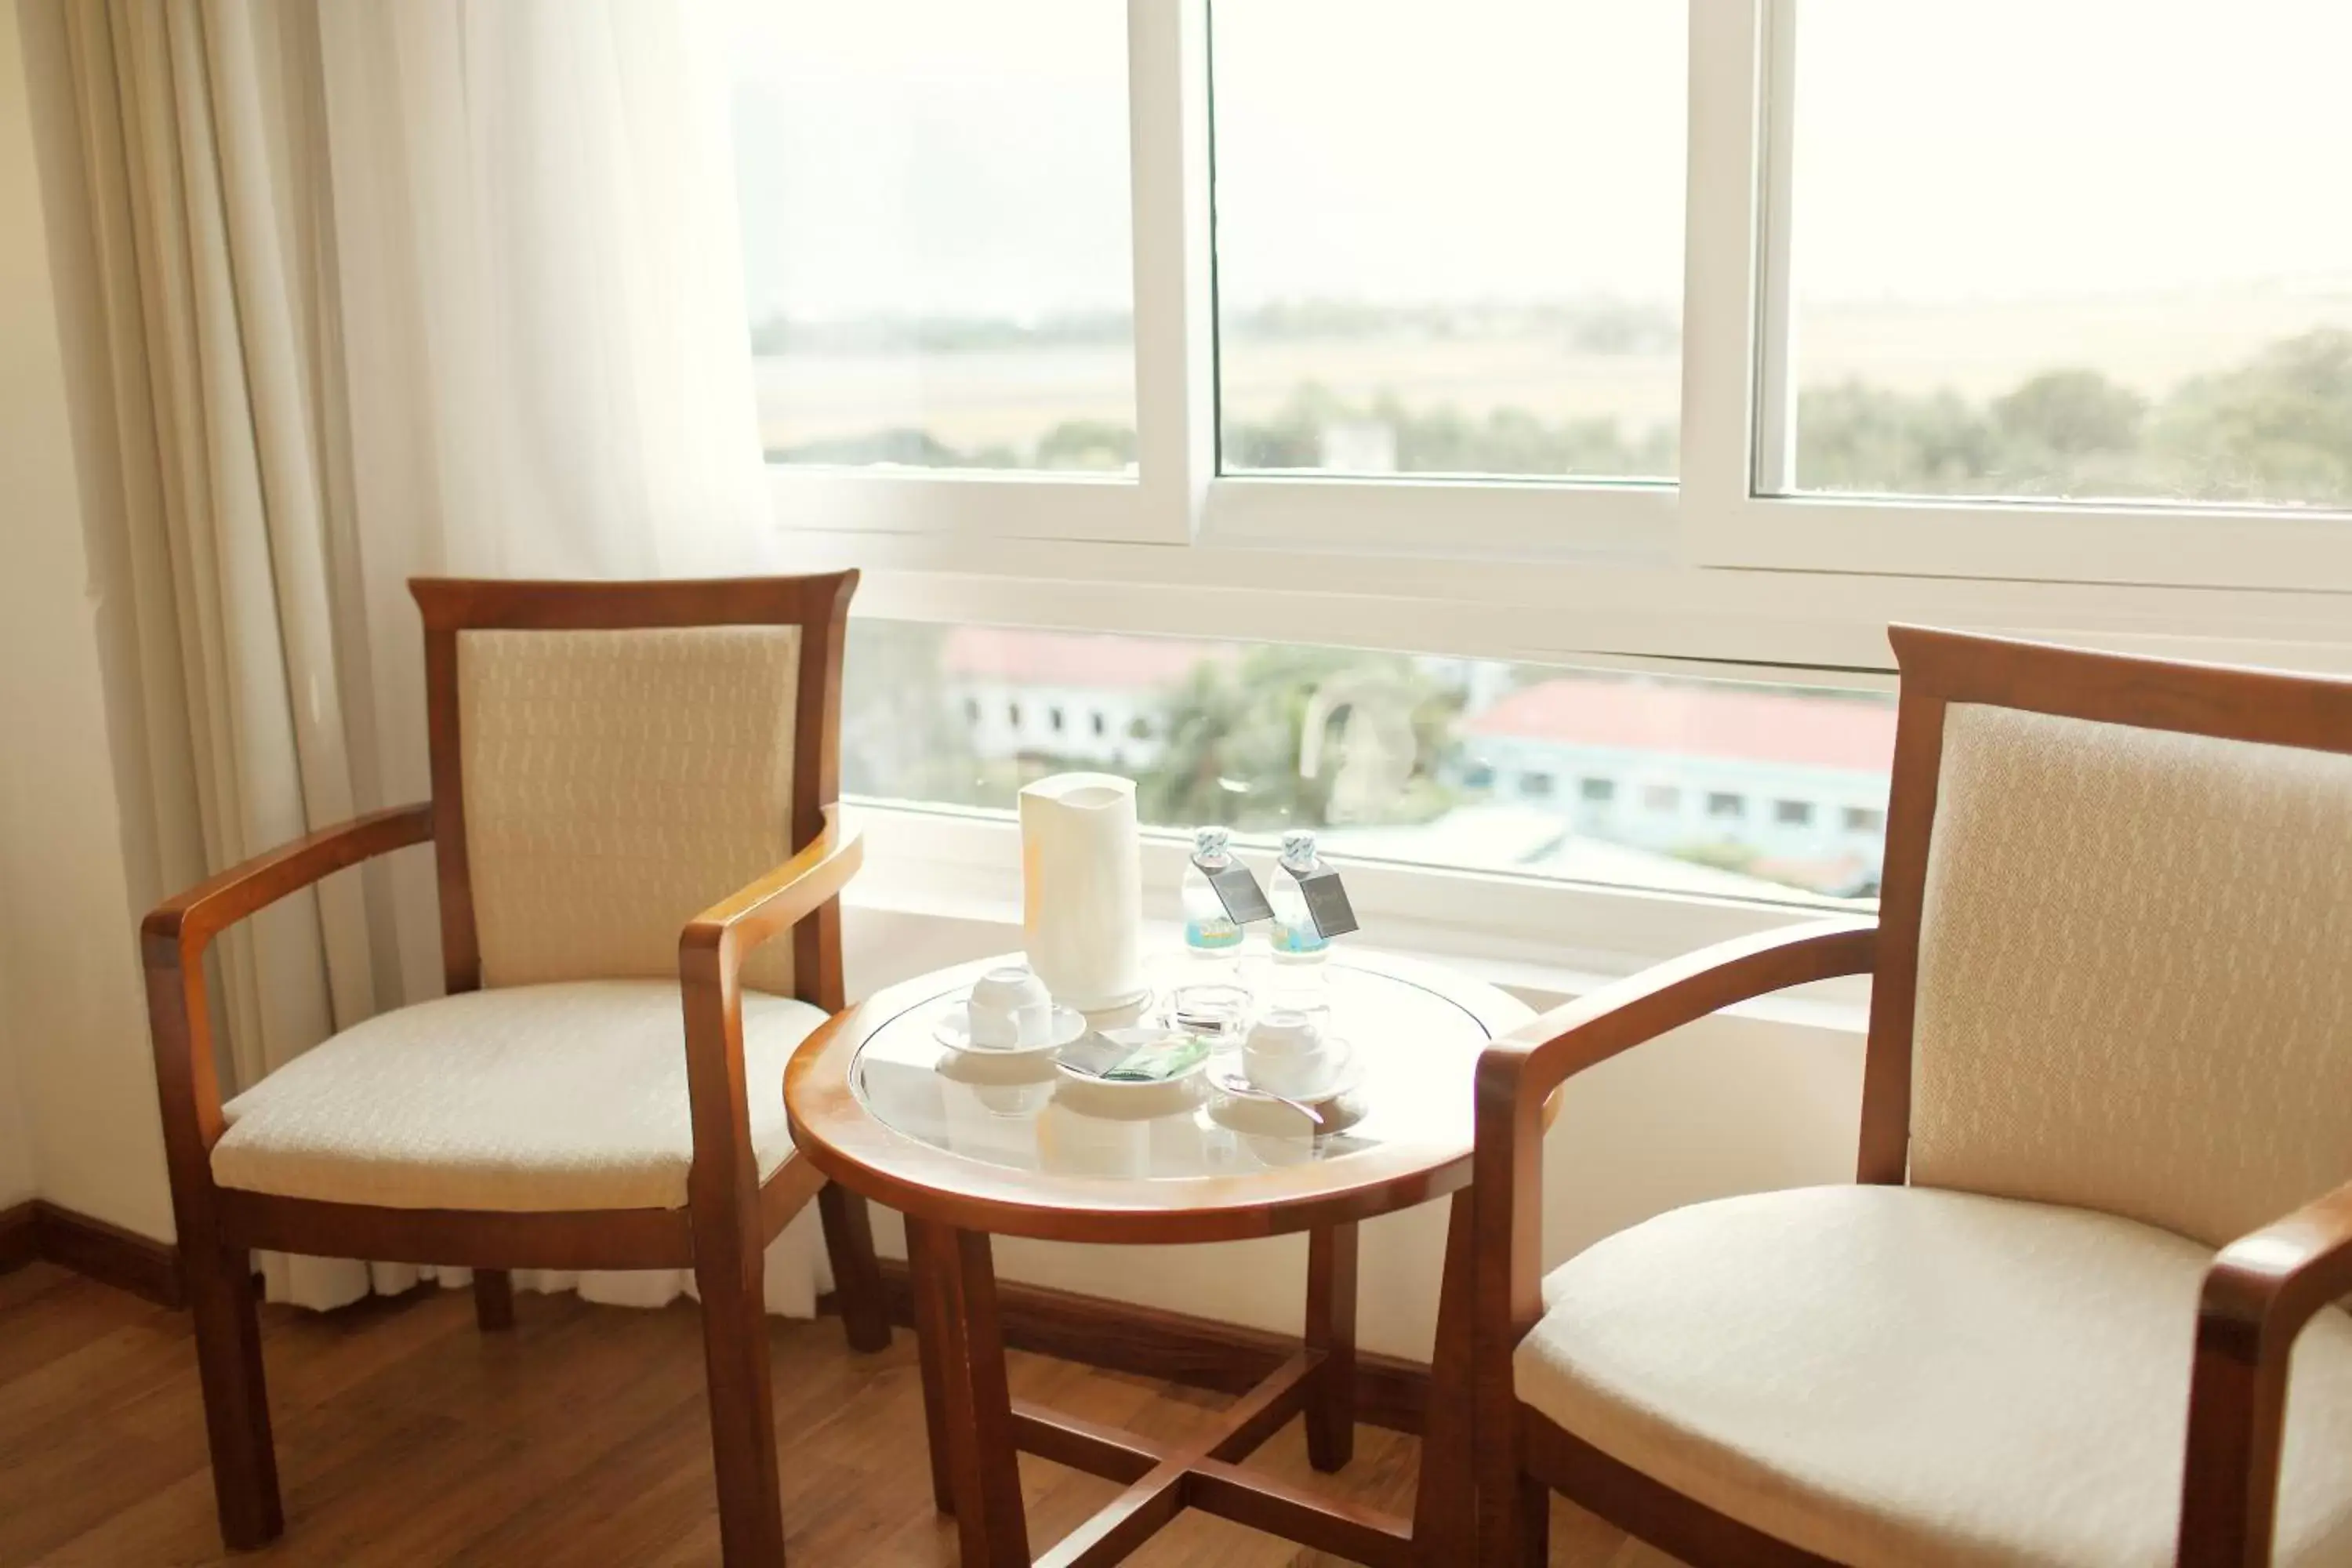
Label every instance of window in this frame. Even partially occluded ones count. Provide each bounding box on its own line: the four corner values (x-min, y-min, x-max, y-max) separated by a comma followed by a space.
1210, 2, 1687, 479
732, 5, 2350, 932
1780, 1, 2352, 509
1642, 784, 1682, 814
724, 1, 1135, 472
844, 619, 1893, 902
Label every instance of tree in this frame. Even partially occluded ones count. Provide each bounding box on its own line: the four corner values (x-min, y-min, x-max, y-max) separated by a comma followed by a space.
1221, 383, 1672, 477
1794, 380, 1994, 495
1221, 383, 1349, 470
1991, 368, 2146, 455
2154, 327, 2352, 506
1033, 419, 1138, 470
839, 620, 986, 804
1136, 646, 1458, 832
1795, 329, 2352, 506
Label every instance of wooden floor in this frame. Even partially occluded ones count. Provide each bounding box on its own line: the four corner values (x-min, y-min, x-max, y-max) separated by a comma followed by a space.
0, 1259, 1679, 1567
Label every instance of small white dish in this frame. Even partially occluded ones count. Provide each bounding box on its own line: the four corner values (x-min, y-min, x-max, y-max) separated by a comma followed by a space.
933, 1001, 1087, 1056
1211, 1040, 1360, 1106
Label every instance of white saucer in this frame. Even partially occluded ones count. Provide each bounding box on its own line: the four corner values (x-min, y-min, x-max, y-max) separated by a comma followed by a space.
1208, 1043, 1362, 1107
932, 1002, 1088, 1057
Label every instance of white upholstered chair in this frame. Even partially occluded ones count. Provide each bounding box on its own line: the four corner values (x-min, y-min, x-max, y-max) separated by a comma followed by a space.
1474, 626, 2352, 1567
143, 575, 888, 1567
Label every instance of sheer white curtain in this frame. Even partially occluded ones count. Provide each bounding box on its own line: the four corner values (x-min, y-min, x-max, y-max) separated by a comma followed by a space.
62, 0, 823, 1315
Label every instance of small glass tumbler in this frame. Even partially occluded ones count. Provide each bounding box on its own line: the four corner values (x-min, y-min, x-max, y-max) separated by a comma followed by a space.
1165, 980, 1254, 1046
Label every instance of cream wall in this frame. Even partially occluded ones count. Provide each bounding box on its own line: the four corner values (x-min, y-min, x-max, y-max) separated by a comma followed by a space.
0, 968, 35, 1207
0, 1, 176, 1240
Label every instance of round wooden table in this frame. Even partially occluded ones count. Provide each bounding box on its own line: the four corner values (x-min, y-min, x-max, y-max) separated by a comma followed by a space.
784, 949, 1531, 1567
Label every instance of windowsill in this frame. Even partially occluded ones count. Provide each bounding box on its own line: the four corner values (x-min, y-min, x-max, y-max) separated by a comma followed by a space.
843, 799, 1873, 1036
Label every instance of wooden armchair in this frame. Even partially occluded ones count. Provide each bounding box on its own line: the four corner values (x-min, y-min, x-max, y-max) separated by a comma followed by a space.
1475, 626, 2352, 1567
143, 575, 891, 1567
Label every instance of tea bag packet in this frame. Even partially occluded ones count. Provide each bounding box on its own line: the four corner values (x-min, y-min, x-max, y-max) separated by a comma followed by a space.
1058, 1028, 1210, 1082
1103, 1036, 1210, 1082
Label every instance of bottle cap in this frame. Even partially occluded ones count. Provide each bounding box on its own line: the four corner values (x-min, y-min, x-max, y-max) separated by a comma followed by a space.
1280, 829, 1316, 868
1193, 825, 1230, 858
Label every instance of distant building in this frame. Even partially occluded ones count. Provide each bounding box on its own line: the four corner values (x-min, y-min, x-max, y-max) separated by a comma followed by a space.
936, 630, 1895, 897
1458, 678, 1895, 891
941, 626, 1224, 771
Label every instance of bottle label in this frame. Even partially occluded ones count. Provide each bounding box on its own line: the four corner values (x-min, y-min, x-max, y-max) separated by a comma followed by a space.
1195, 854, 1274, 924
1292, 862, 1360, 939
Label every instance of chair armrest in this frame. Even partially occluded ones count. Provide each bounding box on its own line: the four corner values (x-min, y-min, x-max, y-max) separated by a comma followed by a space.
140, 803, 436, 1153
676, 807, 862, 1214
141, 802, 436, 959
2205, 1178, 2352, 1345
1473, 917, 1878, 1352
2177, 1177, 2352, 1565
677, 804, 862, 985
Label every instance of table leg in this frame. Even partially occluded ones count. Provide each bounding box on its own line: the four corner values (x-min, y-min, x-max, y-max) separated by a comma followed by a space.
1412, 1190, 1478, 1566
1304, 1221, 1359, 1473
905, 1217, 956, 1516
908, 1218, 1030, 1566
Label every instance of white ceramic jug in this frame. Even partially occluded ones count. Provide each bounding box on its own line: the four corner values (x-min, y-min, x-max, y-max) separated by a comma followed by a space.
1018, 772, 1145, 1013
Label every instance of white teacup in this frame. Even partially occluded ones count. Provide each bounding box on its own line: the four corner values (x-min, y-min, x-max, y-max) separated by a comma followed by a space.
1243, 1008, 1339, 1098
967, 964, 1055, 1049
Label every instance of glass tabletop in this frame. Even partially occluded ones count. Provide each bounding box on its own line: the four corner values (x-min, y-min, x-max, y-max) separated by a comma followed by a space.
849, 954, 1508, 1184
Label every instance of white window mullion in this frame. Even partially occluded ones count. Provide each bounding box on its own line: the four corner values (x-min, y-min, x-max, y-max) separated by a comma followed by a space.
1127, 0, 1217, 543
1751, 0, 1802, 496
1679, 0, 1767, 561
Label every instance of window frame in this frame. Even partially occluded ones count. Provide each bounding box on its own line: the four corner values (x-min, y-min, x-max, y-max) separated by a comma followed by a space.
753, 0, 2352, 602
745, 1, 2352, 949
1692, 2, 2352, 591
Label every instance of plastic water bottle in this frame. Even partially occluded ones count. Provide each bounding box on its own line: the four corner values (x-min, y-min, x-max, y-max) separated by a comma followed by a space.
1269, 829, 1331, 975
1182, 826, 1245, 960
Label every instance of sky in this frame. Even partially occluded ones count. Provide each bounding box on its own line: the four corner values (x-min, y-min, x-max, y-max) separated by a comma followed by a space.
722, 0, 2352, 323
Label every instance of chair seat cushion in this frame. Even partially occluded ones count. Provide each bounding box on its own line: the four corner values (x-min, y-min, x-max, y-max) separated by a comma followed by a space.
212, 981, 828, 1213
1516, 1185, 2352, 1567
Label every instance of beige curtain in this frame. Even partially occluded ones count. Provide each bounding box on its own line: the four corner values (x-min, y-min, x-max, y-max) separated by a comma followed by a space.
56, 0, 820, 1316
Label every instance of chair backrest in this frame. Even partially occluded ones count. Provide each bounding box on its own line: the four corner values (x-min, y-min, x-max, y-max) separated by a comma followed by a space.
1864, 627, 2352, 1250
411, 575, 856, 1008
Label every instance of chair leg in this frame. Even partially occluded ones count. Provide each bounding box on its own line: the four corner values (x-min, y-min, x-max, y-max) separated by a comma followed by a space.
1512, 1470, 1551, 1565
693, 1212, 788, 1568
818, 1183, 891, 1353
473, 1269, 516, 1331
1477, 1445, 1551, 1568
1478, 1328, 1548, 1568
185, 1234, 283, 1548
